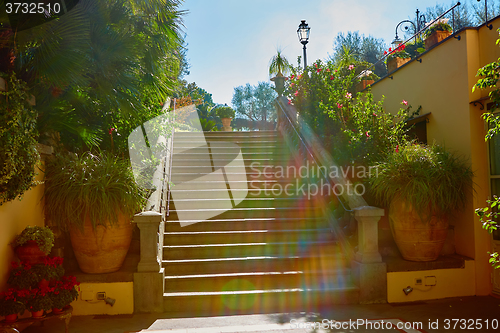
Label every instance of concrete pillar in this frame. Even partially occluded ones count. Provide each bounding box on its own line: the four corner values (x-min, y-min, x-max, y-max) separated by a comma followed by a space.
351, 206, 387, 304
133, 211, 165, 312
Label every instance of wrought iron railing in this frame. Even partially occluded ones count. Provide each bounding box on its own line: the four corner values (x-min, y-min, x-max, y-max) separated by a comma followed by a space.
355, 1, 463, 81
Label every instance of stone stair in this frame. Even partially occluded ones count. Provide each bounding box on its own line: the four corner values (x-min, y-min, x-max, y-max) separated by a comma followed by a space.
162, 131, 358, 316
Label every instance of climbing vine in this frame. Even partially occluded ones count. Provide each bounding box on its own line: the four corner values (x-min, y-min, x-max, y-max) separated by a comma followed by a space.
0, 72, 39, 205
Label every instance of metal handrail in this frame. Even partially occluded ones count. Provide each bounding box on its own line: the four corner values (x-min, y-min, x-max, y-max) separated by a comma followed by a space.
355, 1, 462, 81
275, 98, 352, 213
165, 99, 176, 218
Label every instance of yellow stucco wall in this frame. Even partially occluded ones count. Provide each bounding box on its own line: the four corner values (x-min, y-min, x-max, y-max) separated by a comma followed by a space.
72, 282, 134, 315
371, 19, 500, 298
387, 260, 476, 302
0, 160, 45, 291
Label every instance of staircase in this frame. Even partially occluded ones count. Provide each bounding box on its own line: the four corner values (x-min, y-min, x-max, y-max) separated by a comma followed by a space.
162, 130, 358, 316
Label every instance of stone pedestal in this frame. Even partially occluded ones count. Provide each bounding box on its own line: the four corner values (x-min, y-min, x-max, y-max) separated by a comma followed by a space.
133, 211, 164, 312
352, 206, 387, 304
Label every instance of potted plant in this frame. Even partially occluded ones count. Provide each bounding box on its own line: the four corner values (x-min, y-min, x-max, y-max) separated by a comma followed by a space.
424, 19, 453, 50
26, 287, 53, 317
44, 152, 146, 273
0, 288, 27, 322
356, 69, 379, 92
12, 226, 55, 264
215, 105, 235, 131
370, 143, 473, 261
385, 44, 411, 73
49, 276, 80, 313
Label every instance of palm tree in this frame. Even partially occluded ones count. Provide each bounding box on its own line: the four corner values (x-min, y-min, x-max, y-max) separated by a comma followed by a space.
269, 48, 292, 77
0, 0, 186, 153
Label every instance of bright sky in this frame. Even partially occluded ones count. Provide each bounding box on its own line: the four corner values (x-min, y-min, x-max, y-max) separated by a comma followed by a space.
180, 0, 452, 105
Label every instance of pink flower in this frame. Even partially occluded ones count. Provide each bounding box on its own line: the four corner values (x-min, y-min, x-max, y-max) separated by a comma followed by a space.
348, 64, 355, 70
345, 92, 352, 99
109, 128, 116, 135
287, 99, 292, 105
290, 75, 295, 80
402, 99, 408, 106
395, 145, 399, 153
365, 131, 370, 137
326, 69, 330, 72
330, 75, 334, 80
337, 103, 343, 109
316, 68, 321, 73
290, 83, 295, 87
373, 113, 377, 116
294, 90, 299, 96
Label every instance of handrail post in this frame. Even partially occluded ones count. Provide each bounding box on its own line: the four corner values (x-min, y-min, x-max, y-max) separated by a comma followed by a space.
133, 211, 165, 312
352, 206, 387, 303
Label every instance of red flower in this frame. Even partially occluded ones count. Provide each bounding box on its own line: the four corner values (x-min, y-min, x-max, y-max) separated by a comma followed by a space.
294, 90, 299, 96
395, 145, 399, 153
330, 75, 334, 80
316, 68, 321, 73
365, 131, 370, 138
384, 51, 387, 55
108, 128, 116, 135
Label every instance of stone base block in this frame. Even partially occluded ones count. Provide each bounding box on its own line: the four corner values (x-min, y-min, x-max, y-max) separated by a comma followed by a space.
134, 269, 164, 313
352, 261, 387, 304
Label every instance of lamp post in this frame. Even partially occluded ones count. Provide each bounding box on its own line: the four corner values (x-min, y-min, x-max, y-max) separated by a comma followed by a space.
393, 9, 426, 46
297, 20, 310, 70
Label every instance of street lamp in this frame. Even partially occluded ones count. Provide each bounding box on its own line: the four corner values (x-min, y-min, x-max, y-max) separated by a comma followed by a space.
297, 20, 310, 70
393, 9, 426, 45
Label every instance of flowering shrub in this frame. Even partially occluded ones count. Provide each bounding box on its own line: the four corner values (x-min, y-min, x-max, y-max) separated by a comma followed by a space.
285, 60, 410, 168
385, 44, 411, 61
424, 19, 452, 38
49, 276, 80, 309
25, 287, 53, 312
0, 288, 28, 316
8, 257, 64, 289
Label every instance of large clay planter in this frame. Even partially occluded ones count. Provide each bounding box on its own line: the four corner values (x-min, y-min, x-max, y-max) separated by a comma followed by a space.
389, 197, 448, 261
356, 79, 375, 92
4, 313, 18, 322
69, 213, 133, 274
387, 57, 410, 73
424, 30, 452, 50
14, 240, 46, 264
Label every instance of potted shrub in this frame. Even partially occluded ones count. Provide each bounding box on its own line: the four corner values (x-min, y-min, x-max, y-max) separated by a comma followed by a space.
26, 287, 53, 317
385, 44, 411, 73
44, 152, 146, 273
424, 19, 453, 50
8, 257, 65, 289
370, 143, 473, 261
49, 276, 80, 313
215, 105, 235, 131
0, 288, 27, 322
356, 70, 379, 92
12, 226, 55, 264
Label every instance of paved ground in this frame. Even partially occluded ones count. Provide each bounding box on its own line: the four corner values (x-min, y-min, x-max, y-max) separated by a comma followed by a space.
17, 295, 500, 333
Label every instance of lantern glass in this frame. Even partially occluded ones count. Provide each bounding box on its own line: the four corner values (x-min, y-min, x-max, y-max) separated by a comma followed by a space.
297, 20, 310, 44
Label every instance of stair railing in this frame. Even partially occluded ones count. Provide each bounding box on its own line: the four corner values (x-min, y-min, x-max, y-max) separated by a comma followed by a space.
132, 101, 176, 313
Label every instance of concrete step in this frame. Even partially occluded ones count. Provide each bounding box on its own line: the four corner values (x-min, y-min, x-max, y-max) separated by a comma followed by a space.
162, 285, 359, 315
162, 251, 347, 275
164, 217, 328, 232
167, 197, 322, 210
163, 228, 333, 245
166, 206, 323, 221
163, 240, 334, 260
164, 268, 353, 293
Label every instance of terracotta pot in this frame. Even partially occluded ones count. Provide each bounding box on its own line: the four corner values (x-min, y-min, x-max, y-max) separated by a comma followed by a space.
31, 310, 44, 318
389, 197, 448, 261
356, 79, 375, 92
4, 313, 18, 322
387, 57, 410, 73
52, 308, 64, 314
15, 240, 46, 264
221, 118, 232, 129
424, 30, 452, 50
69, 213, 133, 274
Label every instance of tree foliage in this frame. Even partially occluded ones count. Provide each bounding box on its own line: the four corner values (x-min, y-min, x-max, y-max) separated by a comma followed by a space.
329, 31, 387, 78
232, 82, 277, 130
0, 0, 187, 154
